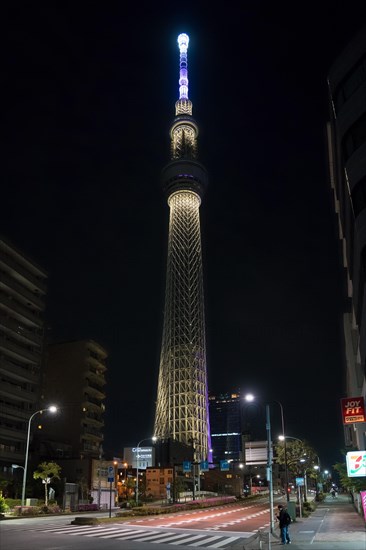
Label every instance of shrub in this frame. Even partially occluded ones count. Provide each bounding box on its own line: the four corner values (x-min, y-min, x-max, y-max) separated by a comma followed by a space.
77, 504, 98, 512
0, 496, 9, 513
14, 506, 41, 516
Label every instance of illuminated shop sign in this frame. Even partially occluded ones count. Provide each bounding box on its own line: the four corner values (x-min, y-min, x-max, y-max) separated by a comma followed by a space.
340, 396, 365, 424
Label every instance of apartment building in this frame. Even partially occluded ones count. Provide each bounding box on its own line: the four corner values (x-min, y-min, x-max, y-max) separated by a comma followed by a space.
0, 236, 47, 469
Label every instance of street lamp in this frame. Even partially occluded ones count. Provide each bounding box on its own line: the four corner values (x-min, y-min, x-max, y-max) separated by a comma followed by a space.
135, 436, 156, 506
244, 394, 276, 535
22, 406, 57, 506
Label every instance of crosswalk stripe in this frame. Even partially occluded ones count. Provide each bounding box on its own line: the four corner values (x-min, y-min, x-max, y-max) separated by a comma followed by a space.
188, 535, 224, 547
150, 533, 200, 544
207, 536, 241, 548
86, 528, 135, 538
43, 523, 246, 548
169, 534, 208, 545
130, 531, 186, 543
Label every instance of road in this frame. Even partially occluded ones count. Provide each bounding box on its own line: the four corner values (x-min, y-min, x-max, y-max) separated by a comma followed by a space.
0, 499, 269, 549
1, 495, 365, 549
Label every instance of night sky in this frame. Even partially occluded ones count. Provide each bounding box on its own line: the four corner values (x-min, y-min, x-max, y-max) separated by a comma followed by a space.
4, 3, 366, 469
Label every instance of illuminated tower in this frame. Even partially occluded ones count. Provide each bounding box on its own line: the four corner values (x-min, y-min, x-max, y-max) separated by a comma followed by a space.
154, 34, 211, 461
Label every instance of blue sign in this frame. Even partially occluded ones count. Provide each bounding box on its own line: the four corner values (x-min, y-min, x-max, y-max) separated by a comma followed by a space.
220, 460, 230, 471
296, 477, 304, 486
108, 465, 114, 483
200, 460, 209, 472
183, 461, 192, 472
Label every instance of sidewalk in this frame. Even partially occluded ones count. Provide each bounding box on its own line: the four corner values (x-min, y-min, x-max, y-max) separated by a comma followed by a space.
234, 494, 366, 550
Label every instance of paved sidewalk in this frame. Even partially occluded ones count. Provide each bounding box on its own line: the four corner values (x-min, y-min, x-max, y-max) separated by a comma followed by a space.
233, 494, 366, 550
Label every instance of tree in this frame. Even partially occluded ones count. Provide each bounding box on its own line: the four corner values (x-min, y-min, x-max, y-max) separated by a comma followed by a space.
275, 440, 319, 499
33, 462, 61, 506
333, 454, 366, 493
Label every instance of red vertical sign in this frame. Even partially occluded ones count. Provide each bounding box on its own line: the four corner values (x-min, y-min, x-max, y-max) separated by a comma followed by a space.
361, 491, 366, 522
340, 396, 365, 424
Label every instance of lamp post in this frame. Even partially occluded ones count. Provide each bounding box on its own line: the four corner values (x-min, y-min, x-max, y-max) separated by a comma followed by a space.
135, 437, 156, 506
245, 394, 276, 536
12, 464, 25, 501
22, 406, 57, 506
273, 401, 289, 502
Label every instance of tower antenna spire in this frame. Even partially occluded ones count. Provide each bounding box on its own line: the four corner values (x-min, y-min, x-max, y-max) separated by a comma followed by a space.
178, 33, 189, 100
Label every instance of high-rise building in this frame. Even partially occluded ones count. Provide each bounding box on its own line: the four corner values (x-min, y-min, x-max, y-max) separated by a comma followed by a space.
0, 236, 47, 469
41, 339, 107, 459
154, 34, 211, 461
209, 392, 242, 463
327, 27, 366, 450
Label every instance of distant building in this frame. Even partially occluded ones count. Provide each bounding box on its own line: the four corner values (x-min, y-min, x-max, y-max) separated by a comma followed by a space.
146, 467, 173, 499
124, 446, 155, 470
327, 27, 366, 450
209, 392, 242, 463
40, 340, 107, 460
0, 236, 47, 470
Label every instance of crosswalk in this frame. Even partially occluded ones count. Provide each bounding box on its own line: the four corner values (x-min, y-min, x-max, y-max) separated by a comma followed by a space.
39, 524, 250, 547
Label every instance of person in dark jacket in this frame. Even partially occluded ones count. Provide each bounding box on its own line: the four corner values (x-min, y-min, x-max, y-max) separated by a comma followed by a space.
276, 504, 291, 544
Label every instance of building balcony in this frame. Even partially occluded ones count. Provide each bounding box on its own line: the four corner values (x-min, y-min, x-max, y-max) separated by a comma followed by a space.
0, 402, 34, 422
0, 254, 47, 294
87, 364, 106, 383
0, 291, 43, 328
0, 425, 27, 442
84, 411, 104, 425
0, 356, 39, 384
84, 379, 105, 399
0, 446, 24, 462
82, 426, 104, 440
0, 380, 37, 403
82, 441, 101, 454
83, 394, 104, 409
0, 313, 43, 346
0, 271, 44, 310
87, 354, 106, 371
0, 334, 40, 364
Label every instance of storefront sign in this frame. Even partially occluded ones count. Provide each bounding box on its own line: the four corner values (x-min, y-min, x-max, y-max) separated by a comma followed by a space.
346, 451, 366, 477
340, 396, 365, 424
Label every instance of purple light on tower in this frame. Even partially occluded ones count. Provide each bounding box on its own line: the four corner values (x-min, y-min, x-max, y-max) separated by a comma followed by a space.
178, 33, 189, 99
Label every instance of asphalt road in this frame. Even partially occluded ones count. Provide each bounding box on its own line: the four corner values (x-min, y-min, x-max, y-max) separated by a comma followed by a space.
0, 498, 269, 550
0, 495, 365, 550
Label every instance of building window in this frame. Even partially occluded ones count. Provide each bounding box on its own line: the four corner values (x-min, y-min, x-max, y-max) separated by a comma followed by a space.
334, 55, 366, 113
343, 112, 366, 162
351, 175, 366, 217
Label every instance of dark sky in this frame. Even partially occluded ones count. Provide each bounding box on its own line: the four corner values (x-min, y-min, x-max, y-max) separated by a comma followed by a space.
3, 3, 366, 469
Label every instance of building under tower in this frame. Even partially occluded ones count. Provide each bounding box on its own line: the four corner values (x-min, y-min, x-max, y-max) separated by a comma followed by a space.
154, 34, 211, 461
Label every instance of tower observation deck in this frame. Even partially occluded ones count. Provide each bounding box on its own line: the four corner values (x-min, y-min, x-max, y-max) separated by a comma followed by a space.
154, 33, 211, 461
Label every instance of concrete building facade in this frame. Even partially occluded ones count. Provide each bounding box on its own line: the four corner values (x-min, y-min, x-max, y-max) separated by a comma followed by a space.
41, 339, 107, 459
0, 236, 47, 470
327, 27, 366, 450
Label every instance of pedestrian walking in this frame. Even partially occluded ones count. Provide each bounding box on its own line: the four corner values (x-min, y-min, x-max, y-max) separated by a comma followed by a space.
276, 504, 291, 545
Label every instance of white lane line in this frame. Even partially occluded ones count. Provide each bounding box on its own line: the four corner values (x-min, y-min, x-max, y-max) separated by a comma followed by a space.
150, 533, 201, 544
188, 535, 224, 547
207, 536, 240, 548
169, 534, 209, 545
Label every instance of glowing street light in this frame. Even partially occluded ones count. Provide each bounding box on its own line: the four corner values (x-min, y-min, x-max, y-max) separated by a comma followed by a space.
22, 406, 58, 506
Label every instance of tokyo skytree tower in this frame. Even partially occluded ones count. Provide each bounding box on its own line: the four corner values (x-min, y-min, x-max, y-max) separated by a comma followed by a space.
154, 33, 211, 461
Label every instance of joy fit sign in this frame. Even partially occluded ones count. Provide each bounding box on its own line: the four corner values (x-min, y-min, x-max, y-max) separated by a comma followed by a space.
340, 396, 365, 424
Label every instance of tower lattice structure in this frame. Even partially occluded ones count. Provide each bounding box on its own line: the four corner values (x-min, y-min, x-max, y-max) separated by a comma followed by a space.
154, 34, 211, 461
